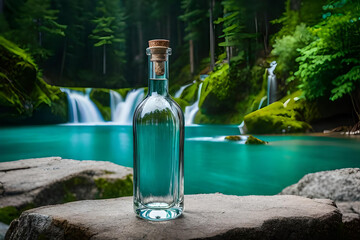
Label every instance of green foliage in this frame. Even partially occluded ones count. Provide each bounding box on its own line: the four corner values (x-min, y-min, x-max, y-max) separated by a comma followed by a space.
11, 0, 66, 60
0, 36, 67, 123
215, 2, 249, 48
272, 24, 315, 83
179, 0, 208, 41
295, 1, 360, 102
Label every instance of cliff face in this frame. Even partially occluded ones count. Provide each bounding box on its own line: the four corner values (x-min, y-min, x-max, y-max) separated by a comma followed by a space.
0, 37, 67, 124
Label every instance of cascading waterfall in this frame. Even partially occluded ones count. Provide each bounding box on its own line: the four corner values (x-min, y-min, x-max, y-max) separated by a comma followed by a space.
111, 88, 144, 125
110, 90, 123, 120
61, 88, 104, 123
174, 82, 193, 98
267, 61, 277, 105
184, 83, 203, 125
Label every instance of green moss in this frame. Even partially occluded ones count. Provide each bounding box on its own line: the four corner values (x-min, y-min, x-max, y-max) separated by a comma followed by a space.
0, 206, 20, 224
95, 175, 133, 199
225, 135, 241, 141
244, 99, 312, 134
61, 176, 91, 203
180, 82, 199, 105
0, 203, 35, 224
245, 135, 267, 145
0, 36, 67, 124
173, 97, 189, 112
113, 88, 131, 99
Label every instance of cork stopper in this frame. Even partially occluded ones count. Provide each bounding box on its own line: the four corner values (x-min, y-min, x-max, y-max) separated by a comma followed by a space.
148, 39, 170, 76
148, 39, 170, 48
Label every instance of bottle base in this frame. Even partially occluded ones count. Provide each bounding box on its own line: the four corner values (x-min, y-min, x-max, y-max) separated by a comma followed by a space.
135, 202, 183, 221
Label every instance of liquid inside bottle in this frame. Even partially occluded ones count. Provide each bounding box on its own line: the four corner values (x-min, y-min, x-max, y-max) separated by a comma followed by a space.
133, 40, 184, 221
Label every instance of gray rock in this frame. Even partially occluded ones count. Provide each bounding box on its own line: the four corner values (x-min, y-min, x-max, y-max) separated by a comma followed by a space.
280, 168, 360, 239
280, 168, 360, 201
336, 201, 360, 239
0, 157, 132, 209
6, 194, 343, 240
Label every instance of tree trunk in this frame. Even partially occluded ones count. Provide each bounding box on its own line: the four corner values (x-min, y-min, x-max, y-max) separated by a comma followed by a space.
60, 38, 67, 83
103, 44, 106, 75
177, 19, 182, 46
167, 13, 171, 40
209, 0, 215, 71
0, 0, 3, 14
137, 21, 144, 84
189, 39, 194, 75
263, 12, 269, 54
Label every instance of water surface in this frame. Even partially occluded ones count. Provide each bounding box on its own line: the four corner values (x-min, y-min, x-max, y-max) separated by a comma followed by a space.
0, 125, 359, 195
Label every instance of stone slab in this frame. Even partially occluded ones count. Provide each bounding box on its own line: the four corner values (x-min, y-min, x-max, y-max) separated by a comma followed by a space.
0, 157, 132, 208
6, 194, 342, 240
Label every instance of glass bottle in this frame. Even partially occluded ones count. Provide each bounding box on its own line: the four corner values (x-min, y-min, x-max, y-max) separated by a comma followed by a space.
133, 39, 184, 221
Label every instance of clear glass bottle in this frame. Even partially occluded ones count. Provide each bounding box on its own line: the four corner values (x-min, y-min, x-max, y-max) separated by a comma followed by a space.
133, 39, 184, 221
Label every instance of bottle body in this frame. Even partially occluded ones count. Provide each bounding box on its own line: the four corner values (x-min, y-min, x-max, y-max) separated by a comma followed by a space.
133, 43, 184, 221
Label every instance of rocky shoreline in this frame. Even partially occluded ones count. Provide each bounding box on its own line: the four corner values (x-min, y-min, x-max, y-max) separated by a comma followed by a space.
1, 158, 359, 239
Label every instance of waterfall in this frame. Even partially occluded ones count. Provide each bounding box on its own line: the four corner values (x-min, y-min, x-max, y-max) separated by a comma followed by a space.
111, 88, 144, 125
184, 83, 203, 125
174, 83, 192, 98
267, 61, 277, 105
110, 90, 123, 120
61, 88, 104, 123
258, 96, 267, 110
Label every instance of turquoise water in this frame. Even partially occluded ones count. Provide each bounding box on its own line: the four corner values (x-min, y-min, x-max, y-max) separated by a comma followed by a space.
0, 125, 359, 195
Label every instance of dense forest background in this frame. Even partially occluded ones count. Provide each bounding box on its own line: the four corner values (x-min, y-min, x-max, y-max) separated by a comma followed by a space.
0, 0, 285, 88
0, 0, 359, 129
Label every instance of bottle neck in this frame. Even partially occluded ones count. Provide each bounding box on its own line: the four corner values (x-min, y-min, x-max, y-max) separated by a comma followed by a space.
147, 47, 171, 97
148, 79, 169, 96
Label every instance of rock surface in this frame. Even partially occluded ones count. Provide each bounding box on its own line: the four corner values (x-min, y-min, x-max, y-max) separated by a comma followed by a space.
280, 168, 360, 239
0, 157, 133, 209
280, 168, 360, 201
6, 194, 343, 240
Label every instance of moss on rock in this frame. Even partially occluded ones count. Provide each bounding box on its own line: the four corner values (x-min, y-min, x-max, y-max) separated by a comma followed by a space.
225, 135, 242, 141
180, 82, 199, 105
90, 89, 111, 121
245, 135, 267, 144
0, 206, 20, 225
0, 204, 34, 225
0, 36, 67, 124
244, 91, 312, 134
173, 97, 189, 112
95, 175, 133, 199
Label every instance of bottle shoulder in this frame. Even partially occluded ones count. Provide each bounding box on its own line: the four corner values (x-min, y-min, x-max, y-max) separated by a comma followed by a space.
134, 94, 184, 121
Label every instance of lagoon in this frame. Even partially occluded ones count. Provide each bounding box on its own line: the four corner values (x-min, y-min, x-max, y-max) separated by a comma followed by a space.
0, 125, 359, 195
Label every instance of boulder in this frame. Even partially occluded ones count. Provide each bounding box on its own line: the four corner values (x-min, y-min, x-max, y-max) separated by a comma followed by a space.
280, 168, 360, 239
280, 168, 360, 201
6, 194, 343, 240
0, 157, 133, 223
245, 135, 267, 144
